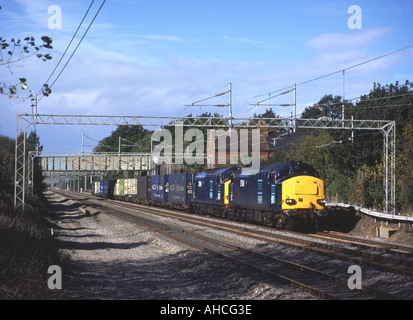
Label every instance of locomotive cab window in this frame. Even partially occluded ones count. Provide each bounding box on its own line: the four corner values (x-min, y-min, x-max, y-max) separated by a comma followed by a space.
209, 180, 214, 199
257, 179, 263, 204
270, 184, 276, 204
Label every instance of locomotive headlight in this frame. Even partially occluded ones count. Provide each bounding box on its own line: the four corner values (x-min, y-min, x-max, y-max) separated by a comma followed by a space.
317, 199, 326, 205
286, 199, 297, 205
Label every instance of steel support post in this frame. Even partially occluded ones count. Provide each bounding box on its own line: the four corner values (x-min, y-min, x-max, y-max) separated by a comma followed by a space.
382, 122, 396, 215
14, 116, 28, 211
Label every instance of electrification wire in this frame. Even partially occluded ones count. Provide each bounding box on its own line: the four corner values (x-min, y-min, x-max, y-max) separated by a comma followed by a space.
35, 0, 96, 99
250, 44, 413, 101
307, 92, 413, 109
37, 0, 106, 102
298, 44, 413, 88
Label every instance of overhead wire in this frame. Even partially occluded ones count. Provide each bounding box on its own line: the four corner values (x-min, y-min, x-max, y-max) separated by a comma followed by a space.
248, 44, 413, 103
297, 44, 413, 88
35, 0, 96, 99
37, 0, 107, 102
165, 46, 413, 165
307, 92, 413, 109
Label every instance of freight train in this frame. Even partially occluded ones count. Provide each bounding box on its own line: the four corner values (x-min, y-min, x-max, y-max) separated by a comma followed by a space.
91, 161, 328, 231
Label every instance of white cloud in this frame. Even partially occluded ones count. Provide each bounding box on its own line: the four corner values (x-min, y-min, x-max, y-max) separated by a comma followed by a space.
307, 27, 392, 50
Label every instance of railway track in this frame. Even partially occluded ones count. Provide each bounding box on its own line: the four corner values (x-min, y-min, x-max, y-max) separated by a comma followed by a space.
53, 190, 412, 300
103, 196, 413, 280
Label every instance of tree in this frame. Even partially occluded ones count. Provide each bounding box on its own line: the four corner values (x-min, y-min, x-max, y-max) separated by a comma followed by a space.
268, 80, 413, 211
0, 135, 15, 202
0, 6, 53, 98
354, 81, 413, 125
0, 131, 46, 203
26, 131, 43, 154
21, 131, 46, 198
301, 94, 353, 120
253, 108, 279, 119
94, 125, 152, 153
397, 122, 413, 212
351, 80, 413, 168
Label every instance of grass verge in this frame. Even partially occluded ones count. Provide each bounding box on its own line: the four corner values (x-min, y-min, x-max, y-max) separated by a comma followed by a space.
0, 194, 62, 300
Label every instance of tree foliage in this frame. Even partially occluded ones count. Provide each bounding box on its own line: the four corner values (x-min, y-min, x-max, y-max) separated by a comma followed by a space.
301, 94, 348, 120
0, 135, 15, 202
268, 80, 413, 213
0, 6, 53, 98
253, 108, 280, 119
93, 125, 152, 153
0, 131, 46, 203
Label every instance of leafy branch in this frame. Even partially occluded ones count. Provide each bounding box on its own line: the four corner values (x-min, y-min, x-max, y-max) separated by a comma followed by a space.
0, 5, 53, 98
0, 35, 53, 98
0, 36, 53, 66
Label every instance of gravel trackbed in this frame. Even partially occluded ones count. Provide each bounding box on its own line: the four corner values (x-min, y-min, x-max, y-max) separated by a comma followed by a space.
47, 191, 315, 300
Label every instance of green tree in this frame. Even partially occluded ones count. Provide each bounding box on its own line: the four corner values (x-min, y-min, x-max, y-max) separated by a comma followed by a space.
0, 135, 15, 203
253, 108, 279, 119
94, 125, 152, 153
354, 81, 413, 124
0, 131, 46, 203
301, 94, 351, 120
297, 81, 413, 211
26, 131, 43, 153
397, 122, 413, 212
18, 131, 46, 198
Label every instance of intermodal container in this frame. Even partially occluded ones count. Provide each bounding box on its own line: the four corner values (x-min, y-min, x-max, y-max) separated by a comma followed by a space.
124, 178, 137, 196
136, 176, 151, 201
114, 179, 124, 196
167, 173, 193, 204
151, 175, 167, 201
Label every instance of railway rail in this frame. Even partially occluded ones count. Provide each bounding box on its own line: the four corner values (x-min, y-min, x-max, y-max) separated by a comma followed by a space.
103, 196, 413, 280
53, 190, 413, 300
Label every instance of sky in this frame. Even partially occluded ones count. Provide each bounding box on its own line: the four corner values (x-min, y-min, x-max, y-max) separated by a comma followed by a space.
1, 0, 412, 153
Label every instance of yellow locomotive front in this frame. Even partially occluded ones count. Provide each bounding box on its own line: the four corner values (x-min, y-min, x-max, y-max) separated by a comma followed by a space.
282, 175, 328, 219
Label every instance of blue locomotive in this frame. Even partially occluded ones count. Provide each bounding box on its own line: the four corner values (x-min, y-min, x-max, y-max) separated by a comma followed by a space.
91, 161, 327, 230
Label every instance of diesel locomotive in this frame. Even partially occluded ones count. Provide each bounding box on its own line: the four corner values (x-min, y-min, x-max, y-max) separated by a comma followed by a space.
91, 161, 328, 231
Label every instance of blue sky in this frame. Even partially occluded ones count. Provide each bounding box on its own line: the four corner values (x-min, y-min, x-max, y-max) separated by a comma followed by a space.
1, 0, 412, 153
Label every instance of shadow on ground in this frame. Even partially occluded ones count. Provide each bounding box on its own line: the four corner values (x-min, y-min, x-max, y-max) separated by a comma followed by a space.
57, 250, 297, 300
